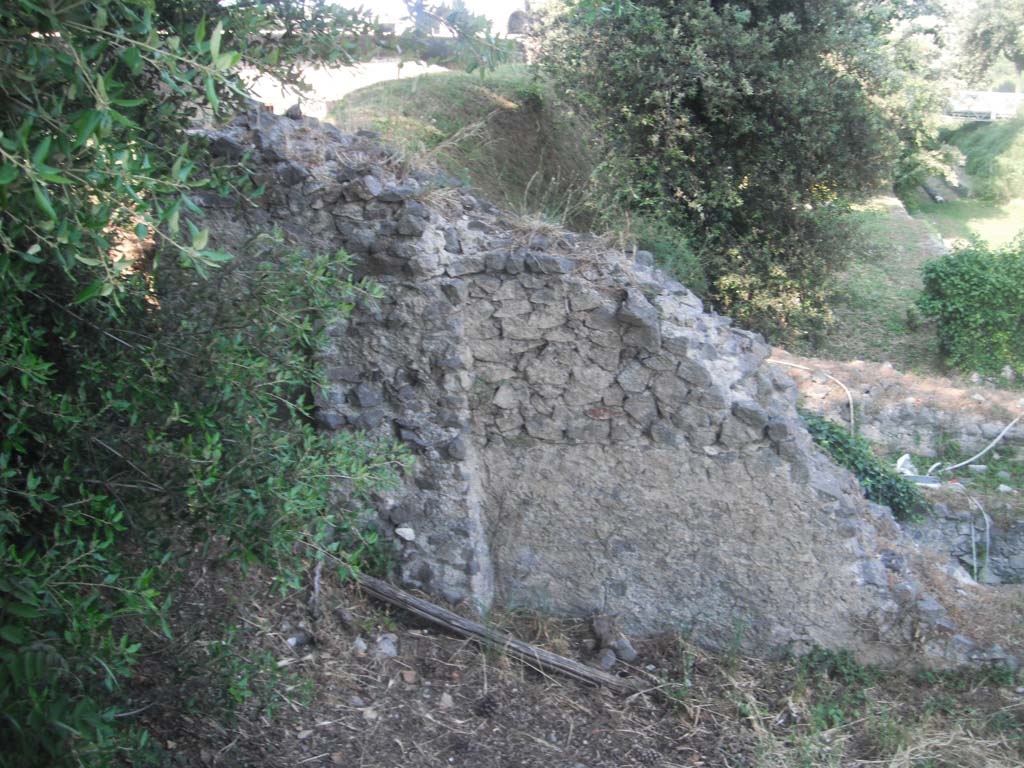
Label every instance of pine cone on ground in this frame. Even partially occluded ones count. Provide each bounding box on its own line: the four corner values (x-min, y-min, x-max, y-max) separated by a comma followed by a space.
473, 692, 500, 718
633, 745, 662, 766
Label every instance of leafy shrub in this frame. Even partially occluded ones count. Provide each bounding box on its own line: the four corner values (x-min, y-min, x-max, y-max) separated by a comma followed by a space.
709, 206, 863, 345
0, 0, 489, 762
0, 234, 410, 766
540, 0, 944, 341
917, 239, 1024, 376
801, 411, 929, 520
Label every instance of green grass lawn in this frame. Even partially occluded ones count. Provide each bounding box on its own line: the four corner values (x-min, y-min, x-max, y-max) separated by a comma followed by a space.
812, 111, 1024, 373
907, 196, 1024, 249
911, 116, 1024, 249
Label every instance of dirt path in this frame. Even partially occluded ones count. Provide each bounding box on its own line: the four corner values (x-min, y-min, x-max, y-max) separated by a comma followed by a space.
132, 562, 1024, 768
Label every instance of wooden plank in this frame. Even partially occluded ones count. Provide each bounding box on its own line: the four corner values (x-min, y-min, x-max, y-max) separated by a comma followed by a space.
354, 573, 645, 693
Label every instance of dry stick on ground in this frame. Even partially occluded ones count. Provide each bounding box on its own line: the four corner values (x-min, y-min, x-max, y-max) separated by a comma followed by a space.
354, 573, 645, 694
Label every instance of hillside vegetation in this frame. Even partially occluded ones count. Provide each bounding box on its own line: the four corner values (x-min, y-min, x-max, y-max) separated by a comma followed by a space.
332, 66, 598, 224
946, 115, 1024, 203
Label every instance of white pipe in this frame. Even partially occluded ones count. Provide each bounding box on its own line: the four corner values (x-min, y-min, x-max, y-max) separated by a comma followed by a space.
768, 359, 856, 434
936, 413, 1023, 475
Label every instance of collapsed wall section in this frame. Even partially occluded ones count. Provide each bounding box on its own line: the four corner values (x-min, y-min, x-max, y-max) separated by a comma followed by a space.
196, 109, 1015, 668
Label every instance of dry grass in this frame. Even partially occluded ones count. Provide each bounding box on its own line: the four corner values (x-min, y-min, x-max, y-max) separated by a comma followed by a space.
885, 723, 1023, 768
328, 65, 599, 228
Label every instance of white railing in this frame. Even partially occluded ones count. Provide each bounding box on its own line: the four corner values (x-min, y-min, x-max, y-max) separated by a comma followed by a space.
947, 91, 1024, 122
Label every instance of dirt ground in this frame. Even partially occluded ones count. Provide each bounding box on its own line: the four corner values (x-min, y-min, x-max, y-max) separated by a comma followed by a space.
121, 547, 1024, 768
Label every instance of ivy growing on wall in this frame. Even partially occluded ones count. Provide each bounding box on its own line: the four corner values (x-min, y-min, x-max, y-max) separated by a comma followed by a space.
801, 411, 929, 521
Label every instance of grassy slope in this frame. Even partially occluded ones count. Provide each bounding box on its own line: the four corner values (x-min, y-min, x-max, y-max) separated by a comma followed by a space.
904, 116, 1024, 250
801, 195, 947, 372
907, 196, 1024, 248
814, 117, 1024, 373
329, 65, 599, 225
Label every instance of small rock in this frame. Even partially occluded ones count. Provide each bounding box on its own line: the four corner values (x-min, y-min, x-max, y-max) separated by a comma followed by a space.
971, 393, 985, 402
880, 549, 907, 574
968, 464, 987, 474
610, 636, 638, 663
348, 695, 366, 708
208, 134, 246, 161
395, 526, 416, 541
529, 233, 552, 250
595, 647, 617, 671
276, 160, 308, 186
998, 484, 1014, 494
525, 252, 572, 274
354, 382, 381, 408
287, 630, 314, 649
439, 692, 454, 710
998, 470, 1012, 481
397, 214, 427, 237
353, 636, 368, 655
445, 435, 467, 461
356, 174, 383, 200
443, 226, 462, 254
285, 103, 302, 119
373, 633, 399, 659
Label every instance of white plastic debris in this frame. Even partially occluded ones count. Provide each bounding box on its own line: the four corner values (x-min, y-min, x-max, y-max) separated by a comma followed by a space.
895, 454, 919, 476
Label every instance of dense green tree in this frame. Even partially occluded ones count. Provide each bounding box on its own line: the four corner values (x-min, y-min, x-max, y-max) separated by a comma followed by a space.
541, 0, 947, 340
963, 0, 1024, 91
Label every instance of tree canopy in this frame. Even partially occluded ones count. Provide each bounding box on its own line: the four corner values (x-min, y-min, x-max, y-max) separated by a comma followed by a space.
963, 0, 1024, 90
541, 0, 948, 340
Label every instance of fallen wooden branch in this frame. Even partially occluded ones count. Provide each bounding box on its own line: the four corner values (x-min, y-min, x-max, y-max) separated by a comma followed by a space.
354, 573, 645, 693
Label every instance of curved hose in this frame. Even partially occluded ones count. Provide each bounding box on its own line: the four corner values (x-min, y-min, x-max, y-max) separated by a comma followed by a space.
935, 413, 1023, 475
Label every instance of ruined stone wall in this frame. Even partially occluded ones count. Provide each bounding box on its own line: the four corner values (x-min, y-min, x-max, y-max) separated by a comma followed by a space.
195, 109, 1016, 668
906, 503, 1024, 585
774, 351, 1024, 459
